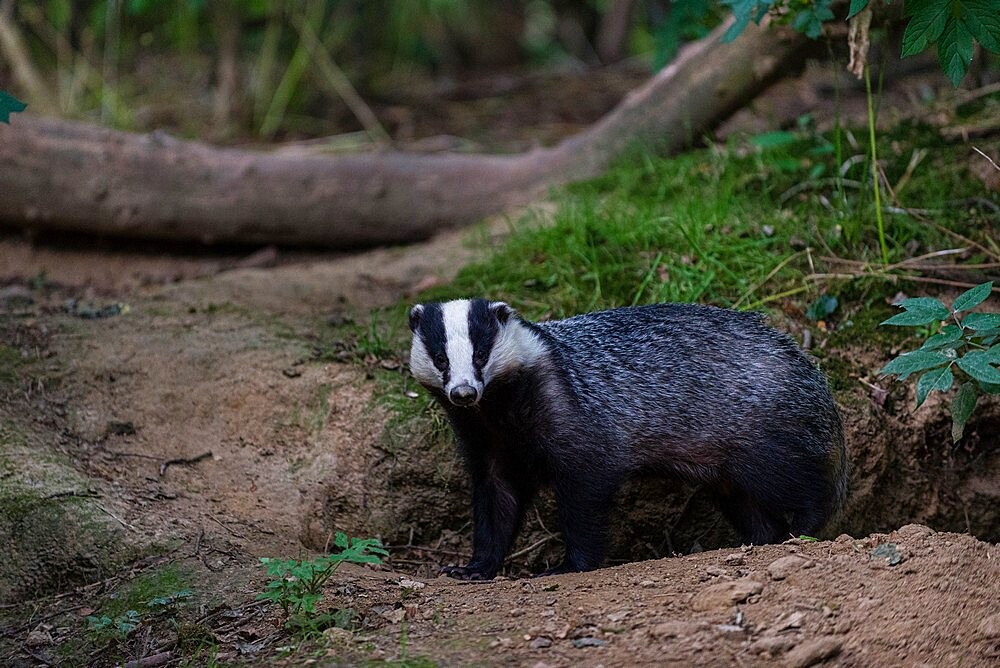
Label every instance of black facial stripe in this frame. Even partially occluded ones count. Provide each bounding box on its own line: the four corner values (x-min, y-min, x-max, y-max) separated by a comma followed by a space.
419, 303, 450, 383
468, 299, 500, 381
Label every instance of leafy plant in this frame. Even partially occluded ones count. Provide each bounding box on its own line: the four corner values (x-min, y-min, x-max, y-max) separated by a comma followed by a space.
258, 533, 388, 634
86, 610, 141, 642
850, 0, 1000, 85
724, 0, 1000, 86
879, 282, 1000, 441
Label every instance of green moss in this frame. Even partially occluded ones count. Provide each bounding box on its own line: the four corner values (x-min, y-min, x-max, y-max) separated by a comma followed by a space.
100, 563, 191, 618
0, 345, 23, 386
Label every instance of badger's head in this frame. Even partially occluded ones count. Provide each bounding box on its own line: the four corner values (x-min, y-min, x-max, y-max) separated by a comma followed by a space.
408, 298, 542, 407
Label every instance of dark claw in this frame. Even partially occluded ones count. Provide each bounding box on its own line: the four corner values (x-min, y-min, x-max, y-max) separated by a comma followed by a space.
440, 564, 495, 581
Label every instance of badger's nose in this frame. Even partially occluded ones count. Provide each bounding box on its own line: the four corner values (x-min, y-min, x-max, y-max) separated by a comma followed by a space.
449, 384, 479, 406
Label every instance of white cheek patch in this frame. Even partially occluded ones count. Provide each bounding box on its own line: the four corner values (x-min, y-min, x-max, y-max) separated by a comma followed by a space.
409, 336, 441, 388
442, 300, 482, 395
483, 320, 546, 385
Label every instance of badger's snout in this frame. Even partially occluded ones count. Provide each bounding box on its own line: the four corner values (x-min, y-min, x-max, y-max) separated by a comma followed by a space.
449, 384, 479, 406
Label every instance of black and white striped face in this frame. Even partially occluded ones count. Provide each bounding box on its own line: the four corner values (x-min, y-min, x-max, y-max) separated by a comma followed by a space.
408, 299, 539, 407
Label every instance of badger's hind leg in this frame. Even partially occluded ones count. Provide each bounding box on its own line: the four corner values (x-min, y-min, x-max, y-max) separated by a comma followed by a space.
716, 490, 790, 545
718, 437, 839, 545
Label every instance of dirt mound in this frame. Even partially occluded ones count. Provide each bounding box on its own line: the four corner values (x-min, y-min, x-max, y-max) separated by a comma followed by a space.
308, 525, 999, 666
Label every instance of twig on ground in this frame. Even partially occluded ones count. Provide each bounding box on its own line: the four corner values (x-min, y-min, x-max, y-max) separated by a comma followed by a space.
508, 535, 560, 561
159, 451, 213, 477
972, 146, 1000, 173
95, 502, 136, 532
121, 651, 173, 668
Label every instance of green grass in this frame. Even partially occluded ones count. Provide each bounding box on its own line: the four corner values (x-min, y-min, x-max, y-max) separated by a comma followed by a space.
414, 122, 994, 324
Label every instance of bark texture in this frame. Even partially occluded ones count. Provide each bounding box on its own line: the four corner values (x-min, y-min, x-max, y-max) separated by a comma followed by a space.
0, 18, 810, 248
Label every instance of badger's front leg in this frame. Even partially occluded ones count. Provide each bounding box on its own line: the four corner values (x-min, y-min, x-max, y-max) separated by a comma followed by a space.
442, 461, 532, 581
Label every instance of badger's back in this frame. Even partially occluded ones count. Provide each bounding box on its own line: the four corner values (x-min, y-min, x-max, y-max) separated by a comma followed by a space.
532, 303, 844, 486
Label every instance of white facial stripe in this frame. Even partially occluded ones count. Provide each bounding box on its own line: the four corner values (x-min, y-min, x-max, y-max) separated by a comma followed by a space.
409, 335, 440, 388
442, 300, 482, 396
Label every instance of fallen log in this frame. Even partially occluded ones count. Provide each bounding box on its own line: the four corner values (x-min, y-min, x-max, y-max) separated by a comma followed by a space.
0, 18, 811, 248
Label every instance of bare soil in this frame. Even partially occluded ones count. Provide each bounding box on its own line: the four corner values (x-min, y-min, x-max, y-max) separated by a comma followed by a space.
1, 219, 999, 667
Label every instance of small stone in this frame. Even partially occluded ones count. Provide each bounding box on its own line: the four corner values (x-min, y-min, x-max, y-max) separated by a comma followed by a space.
489, 637, 513, 649
895, 524, 934, 539
25, 629, 52, 647
530, 636, 553, 649
715, 624, 745, 634
751, 635, 797, 656
282, 367, 302, 378
322, 627, 352, 644
606, 610, 629, 623
572, 637, 606, 649
638, 579, 656, 588
705, 566, 727, 577
398, 578, 425, 590
380, 608, 405, 624
509, 608, 525, 617
978, 613, 1000, 639
648, 621, 695, 639
762, 225, 775, 237
870, 543, 903, 566
723, 553, 745, 567
691, 580, 764, 611
774, 610, 805, 631
768, 555, 813, 580
784, 637, 842, 667
833, 619, 853, 634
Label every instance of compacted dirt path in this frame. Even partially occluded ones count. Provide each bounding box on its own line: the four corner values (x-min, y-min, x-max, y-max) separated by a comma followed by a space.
1, 228, 999, 666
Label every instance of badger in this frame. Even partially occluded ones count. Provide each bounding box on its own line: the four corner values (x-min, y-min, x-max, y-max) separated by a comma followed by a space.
408, 298, 847, 579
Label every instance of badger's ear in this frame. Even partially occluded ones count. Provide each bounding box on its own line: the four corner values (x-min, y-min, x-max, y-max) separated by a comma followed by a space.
490, 301, 514, 325
408, 304, 424, 332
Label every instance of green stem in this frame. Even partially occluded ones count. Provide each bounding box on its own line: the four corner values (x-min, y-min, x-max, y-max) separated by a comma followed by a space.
865, 66, 889, 265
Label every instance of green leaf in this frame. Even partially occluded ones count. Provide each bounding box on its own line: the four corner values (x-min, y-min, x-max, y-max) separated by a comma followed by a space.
962, 0, 1000, 52
881, 296, 950, 326
881, 308, 947, 327
937, 16, 975, 86
985, 344, 1000, 364
898, 297, 950, 314
920, 324, 964, 351
793, 2, 834, 40
0, 90, 27, 124
952, 281, 994, 313
901, 0, 951, 56
751, 130, 798, 149
806, 294, 839, 322
848, 0, 871, 19
334, 532, 349, 549
963, 312, 1000, 331
915, 365, 954, 408
951, 381, 979, 441
956, 351, 1000, 384
880, 350, 950, 380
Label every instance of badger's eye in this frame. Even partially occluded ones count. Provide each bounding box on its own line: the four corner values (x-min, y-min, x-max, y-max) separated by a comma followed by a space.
433, 353, 449, 369
473, 351, 488, 367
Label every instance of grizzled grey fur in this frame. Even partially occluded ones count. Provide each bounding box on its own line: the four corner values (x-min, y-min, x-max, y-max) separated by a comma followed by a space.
408, 299, 848, 580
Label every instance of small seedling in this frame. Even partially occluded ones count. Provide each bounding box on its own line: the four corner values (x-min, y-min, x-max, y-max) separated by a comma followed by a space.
879, 281, 1000, 441
86, 610, 141, 642
258, 532, 388, 634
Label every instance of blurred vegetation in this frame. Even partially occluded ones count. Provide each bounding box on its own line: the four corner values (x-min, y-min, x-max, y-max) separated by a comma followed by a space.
2, 0, 732, 139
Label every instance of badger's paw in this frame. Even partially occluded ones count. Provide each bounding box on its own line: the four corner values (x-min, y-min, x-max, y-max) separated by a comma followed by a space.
439, 564, 495, 581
